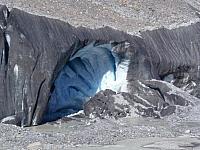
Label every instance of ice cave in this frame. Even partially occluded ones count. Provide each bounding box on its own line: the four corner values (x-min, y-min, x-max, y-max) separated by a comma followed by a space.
43, 42, 129, 122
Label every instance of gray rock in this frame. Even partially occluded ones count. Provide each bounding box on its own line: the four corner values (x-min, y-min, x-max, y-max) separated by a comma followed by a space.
84, 89, 131, 119
84, 79, 200, 119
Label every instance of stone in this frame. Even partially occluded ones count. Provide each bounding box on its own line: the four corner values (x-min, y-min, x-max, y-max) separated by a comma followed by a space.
185, 130, 191, 134
84, 89, 131, 119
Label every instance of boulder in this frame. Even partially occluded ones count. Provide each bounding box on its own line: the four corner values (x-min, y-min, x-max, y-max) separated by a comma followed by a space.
84, 80, 200, 119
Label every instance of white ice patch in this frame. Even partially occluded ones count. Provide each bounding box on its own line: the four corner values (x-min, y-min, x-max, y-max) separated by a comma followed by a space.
66, 110, 84, 117
97, 70, 115, 91
1, 115, 16, 123
0, 24, 3, 29
14, 64, 19, 80
5, 34, 11, 47
98, 59, 129, 93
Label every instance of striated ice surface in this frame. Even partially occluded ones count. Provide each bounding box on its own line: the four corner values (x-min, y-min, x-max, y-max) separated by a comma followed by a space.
44, 42, 129, 122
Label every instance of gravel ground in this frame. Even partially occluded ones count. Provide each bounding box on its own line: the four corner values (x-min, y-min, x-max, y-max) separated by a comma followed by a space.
0, 105, 200, 149
0, 0, 200, 149
0, 0, 200, 34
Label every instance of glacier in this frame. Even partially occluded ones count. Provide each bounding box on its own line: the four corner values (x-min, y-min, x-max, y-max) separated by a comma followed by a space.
43, 42, 129, 122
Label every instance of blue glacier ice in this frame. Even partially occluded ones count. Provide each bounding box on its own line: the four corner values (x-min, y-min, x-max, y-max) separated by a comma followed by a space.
43, 42, 120, 122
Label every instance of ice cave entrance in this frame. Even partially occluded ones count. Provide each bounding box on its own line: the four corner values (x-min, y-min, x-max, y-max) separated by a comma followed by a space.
43, 42, 129, 122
